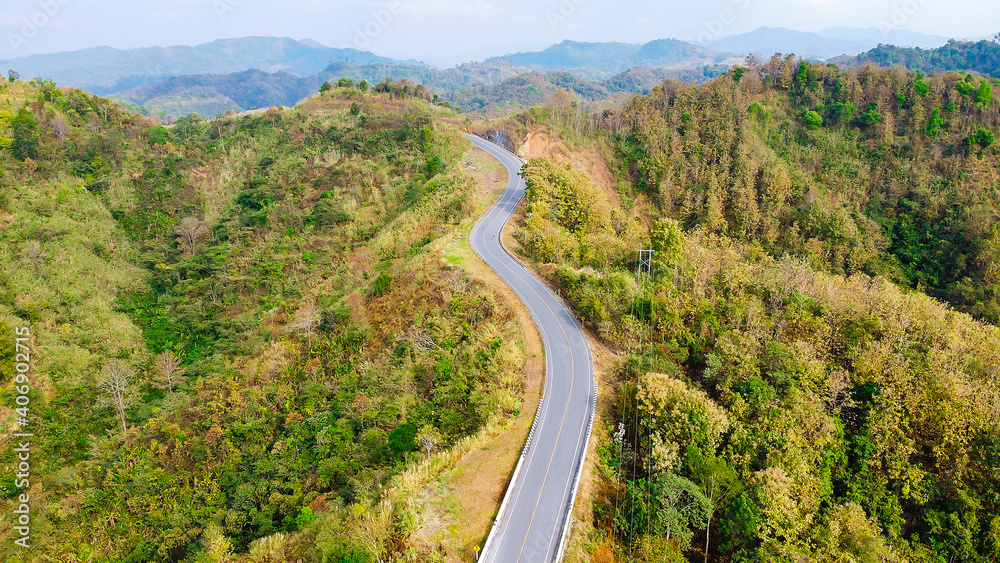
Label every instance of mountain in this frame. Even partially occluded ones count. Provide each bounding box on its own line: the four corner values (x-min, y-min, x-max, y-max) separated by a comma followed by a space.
446, 65, 728, 115
710, 26, 950, 59
848, 39, 1000, 77
116, 69, 322, 120
0, 36, 418, 96
418, 40, 553, 68
120, 59, 730, 120
486, 39, 739, 79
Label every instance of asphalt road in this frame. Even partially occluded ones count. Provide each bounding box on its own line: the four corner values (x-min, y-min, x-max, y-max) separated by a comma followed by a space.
467, 134, 596, 563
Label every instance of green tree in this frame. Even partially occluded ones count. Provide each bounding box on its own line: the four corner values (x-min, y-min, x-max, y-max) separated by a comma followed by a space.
957, 79, 975, 97
926, 107, 944, 138
976, 79, 994, 109
691, 454, 744, 563
11, 107, 38, 160
651, 472, 712, 550
148, 125, 169, 146
651, 218, 684, 271
968, 127, 995, 149
319, 81, 332, 94
804, 110, 824, 130
858, 104, 883, 127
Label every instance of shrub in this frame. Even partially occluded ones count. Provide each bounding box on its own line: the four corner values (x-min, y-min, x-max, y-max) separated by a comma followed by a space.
804, 111, 824, 130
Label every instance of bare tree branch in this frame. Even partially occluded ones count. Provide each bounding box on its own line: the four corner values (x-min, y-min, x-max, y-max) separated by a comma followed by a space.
153, 350, 185, 394
98, 359, 139, 433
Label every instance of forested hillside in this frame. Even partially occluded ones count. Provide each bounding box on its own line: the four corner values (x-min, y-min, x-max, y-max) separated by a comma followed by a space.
853, 39, 1000, 78
499, 60, 1000, 562
0, 78, 528, 561
608, 58, 1000, 323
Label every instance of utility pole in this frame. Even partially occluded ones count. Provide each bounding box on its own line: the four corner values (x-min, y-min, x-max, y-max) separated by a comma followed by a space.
636, 244, 655, 283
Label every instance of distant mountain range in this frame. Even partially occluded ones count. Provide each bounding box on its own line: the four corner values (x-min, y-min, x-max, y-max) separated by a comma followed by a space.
709, 27, 950, 59
116, 70, 322, 120
0, 37, 419, 96
0, 28, 975, 120
486, 39, 738, 79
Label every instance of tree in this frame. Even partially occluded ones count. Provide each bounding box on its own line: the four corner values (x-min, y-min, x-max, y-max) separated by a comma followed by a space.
176, 216, 207, 250
50, 113, 70, 141
926, 107, 944, 138
148, 125, 169, 145
651, 218, 684, 271
11, 107, 38, 160
550, 89, 574, 122
416, 424, 443, 456
968, 127, 995, 150
24, 241, 45, 277
86, 111, 103, 134
637, 373, 730, 456
195, 523, 234, 563
956, 79, 975, 98
289, 304, 320, 344
7, 69, 18, 82
976, 79, 994, 109
804, 110, 824, 130
98, 360, 138, 433
153, 350, 185, 394
857, 104, 883, 127
651, 472, 712, 550
691, 454, 744, 563
319, 81, 331, 94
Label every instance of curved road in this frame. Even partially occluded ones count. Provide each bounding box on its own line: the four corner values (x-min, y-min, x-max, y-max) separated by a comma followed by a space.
467, 134, 596, 563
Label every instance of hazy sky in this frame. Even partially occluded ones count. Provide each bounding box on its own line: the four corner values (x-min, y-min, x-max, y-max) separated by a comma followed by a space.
1, 0, 998, 65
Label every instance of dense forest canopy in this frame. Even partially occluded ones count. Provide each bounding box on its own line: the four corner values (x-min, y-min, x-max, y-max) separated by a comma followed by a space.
596, 57, 1000, 323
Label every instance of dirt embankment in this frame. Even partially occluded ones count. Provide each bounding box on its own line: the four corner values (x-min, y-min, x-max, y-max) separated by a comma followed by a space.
517, 129, 621, 208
